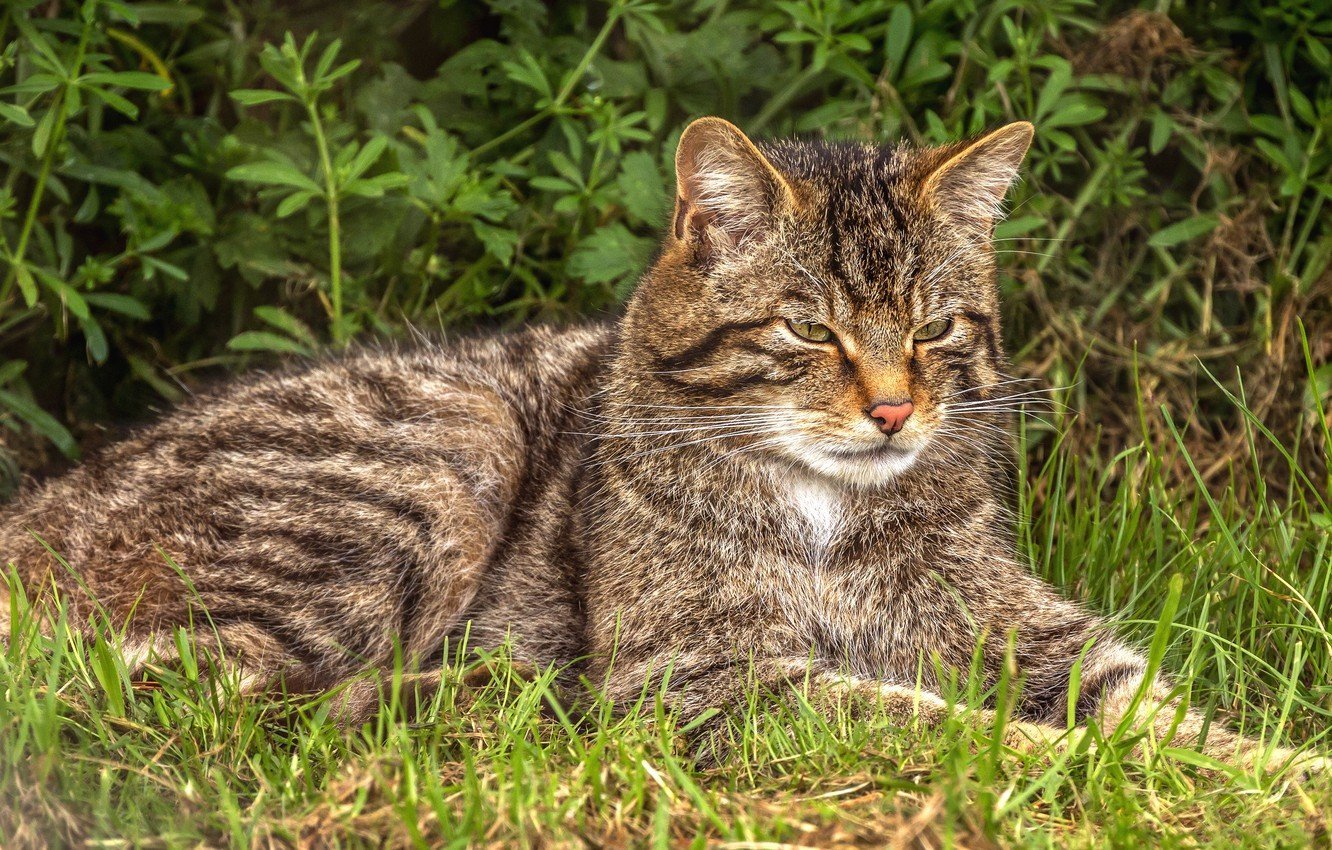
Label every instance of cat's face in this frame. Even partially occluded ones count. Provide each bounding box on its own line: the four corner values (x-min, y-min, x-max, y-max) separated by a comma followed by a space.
624, 118, 1033, 488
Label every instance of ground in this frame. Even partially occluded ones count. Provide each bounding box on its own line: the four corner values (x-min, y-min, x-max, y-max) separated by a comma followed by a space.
3, 393, 1331, 848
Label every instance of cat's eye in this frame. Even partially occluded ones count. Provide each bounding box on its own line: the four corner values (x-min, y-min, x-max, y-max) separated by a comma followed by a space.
912, 318, 953, 343
786, 320, 835, 343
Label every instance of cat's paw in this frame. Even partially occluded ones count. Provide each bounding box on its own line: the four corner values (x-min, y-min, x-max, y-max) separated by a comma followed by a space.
1226, 744, 1330, 781
326, 670, 449, 729
1271, 748, 1331, 781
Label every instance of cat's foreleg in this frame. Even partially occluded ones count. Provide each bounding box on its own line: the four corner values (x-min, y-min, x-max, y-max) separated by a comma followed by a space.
605, 654, 1067, 762
1060, 640, 1325, 774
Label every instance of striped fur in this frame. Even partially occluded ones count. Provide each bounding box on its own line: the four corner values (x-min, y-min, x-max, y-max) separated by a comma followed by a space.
0, 118, 1312, 771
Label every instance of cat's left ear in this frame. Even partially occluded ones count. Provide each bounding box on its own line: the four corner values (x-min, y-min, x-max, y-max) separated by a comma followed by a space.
672, 117, 797, 255
921, 122, 1034, 229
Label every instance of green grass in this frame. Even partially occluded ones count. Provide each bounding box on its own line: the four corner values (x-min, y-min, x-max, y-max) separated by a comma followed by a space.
3, 379, 1331, 848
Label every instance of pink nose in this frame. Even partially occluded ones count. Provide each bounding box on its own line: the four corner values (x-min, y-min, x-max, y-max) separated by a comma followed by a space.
867, 400, 914, 434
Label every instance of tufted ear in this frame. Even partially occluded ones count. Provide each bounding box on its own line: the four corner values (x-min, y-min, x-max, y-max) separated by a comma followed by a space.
672, 117, 796, 254
921, 122, 1034, 230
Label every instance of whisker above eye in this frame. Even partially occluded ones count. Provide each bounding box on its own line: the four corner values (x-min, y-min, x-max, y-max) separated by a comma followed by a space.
946, 396, 1074, 413
940, 376, 1043, 400
943, 384, 1079, 404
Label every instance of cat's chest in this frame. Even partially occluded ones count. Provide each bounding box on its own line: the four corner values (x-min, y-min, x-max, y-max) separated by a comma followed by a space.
786, 477, 845, 564
758, 480, 960, 668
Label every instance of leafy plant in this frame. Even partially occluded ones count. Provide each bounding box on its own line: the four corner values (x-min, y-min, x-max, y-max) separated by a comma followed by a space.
228, 33, 406, 343
1, 0, 1329, 498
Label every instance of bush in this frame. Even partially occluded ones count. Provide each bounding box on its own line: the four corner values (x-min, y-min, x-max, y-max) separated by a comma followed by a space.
1, 0, 1329, 494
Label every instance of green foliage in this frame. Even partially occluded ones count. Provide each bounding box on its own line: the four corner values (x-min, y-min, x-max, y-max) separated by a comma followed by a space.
1, 0, 1330, 488
3, 380, 1331, 845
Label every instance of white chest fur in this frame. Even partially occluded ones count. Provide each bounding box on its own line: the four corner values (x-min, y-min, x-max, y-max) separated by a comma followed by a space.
788, 476, 843, 564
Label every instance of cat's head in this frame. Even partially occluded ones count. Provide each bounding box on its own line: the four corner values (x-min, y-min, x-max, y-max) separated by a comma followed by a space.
619, 117, 1033, 488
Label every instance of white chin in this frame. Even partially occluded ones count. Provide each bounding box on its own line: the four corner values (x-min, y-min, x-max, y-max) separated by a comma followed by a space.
772, 434, 923, 488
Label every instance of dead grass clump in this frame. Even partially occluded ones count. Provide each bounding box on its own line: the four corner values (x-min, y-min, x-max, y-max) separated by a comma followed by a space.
1074, 10, 1193, 83
0, 775, 96, 850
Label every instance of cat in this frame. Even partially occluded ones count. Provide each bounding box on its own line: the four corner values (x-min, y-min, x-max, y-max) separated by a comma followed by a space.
0, 117, 1313, 770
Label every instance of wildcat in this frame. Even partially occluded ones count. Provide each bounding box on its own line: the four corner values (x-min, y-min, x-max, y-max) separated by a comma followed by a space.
0, 117, 1310, 769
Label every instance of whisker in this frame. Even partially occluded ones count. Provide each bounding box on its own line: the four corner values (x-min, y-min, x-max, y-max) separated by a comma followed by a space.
603, 401, 795, 413
587, 427, 779, 467
941, 376, 1042, 400
698, 435, 792, 474
573, 422, 769, 440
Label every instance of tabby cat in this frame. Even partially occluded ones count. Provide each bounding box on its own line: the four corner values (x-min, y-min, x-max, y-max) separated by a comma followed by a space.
0, 118, 1309, 768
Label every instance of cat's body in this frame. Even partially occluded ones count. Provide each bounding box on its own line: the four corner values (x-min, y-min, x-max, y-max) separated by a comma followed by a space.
0, 325, 611, 684
0, 119, 1308, 768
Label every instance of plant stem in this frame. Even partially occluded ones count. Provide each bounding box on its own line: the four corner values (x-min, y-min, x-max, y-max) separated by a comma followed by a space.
748, 63, 822, 135
468, 3, 622, 160
1, 10, 93, 307
1277, 125, 1320, 285
1036, 119, 1139, 275
305, 96, 343, 342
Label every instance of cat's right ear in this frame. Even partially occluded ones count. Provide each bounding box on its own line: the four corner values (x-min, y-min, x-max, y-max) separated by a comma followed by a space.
672, 117, 795, 255
920, 121, 1034, 230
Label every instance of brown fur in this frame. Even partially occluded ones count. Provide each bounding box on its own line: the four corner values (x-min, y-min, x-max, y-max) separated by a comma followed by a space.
0, 119, 1313, 771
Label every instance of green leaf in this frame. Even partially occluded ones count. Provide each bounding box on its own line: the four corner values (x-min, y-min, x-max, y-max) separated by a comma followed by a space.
1307, 34, 1332, 71
13, 265, 38, 307
314, 39, 345, 82
1043, 98, 1106, 129
837, 34, 872, 53
126, 355, 184, 403
227, 331, 313, 356
226, 161, 322, 194
78, 313, 109, 363
32, 105, 58, 157
80, 71, 171, 91
342, 174, 410, 198
83, 293, 151, 320
885, 4, 913, 80
230, 89, 298, 106
258, 44, 302, 94
616, 151, 668, 225
1158, 747, 1240, 776
13, 16, 66, 76
36, 272, 91, 320
1148, 110, 1173, 155
0, 360, 27, 385
1248, 115, 1286, 139
0, 388, 78, 457
994, 216, 1046, 239
0, 74, 62, 97
254, 306, 318, 349
86, 85, 140, 119
320, 59, 361, 88
1035, 61, 1072, 122
140, 256, 189, 281
472, 220, 520, 266
502, 50, 552, 99
567, 223, 654, 293
529, 176, 577, 193
275, 190, 317, 218
343, 135, 389, 184
0, 102, 35, 127
1148, 214, 1220, 248
118, 4, 205, 24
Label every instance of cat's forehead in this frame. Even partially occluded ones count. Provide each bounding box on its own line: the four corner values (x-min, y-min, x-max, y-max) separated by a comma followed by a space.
759, 140, 961, 312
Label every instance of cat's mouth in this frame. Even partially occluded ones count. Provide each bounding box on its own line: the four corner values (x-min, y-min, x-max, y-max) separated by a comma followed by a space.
771, 431, 927, 487
824, 440, 914, 460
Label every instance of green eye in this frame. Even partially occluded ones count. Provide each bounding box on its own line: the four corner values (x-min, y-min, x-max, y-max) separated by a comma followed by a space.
913, 318, 953, 342
787, 320, 834, 343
